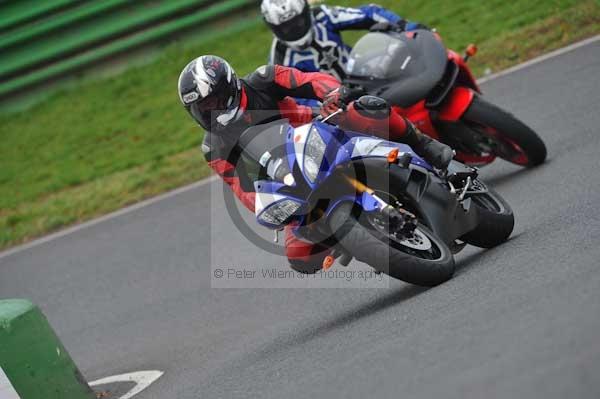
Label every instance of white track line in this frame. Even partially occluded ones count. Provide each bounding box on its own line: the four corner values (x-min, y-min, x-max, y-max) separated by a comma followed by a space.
1, 35, 598, 260
478, 34, 600, 84
0, 367, 20, 399
89, 370, 164, 399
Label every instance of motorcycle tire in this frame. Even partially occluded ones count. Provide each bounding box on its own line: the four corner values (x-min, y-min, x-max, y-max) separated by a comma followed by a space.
329, 203, 455, 286
463, 95, 547, 167
461, 186, 515, 248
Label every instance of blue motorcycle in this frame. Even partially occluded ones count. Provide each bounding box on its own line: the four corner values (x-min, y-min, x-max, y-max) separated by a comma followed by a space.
236, 100, 514, 286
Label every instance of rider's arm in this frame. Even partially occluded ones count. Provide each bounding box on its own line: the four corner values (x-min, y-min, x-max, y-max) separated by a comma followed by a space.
271, 65, 340, 101
320, 4, 422, 31
245, 64, 337, 124
277, 96, 315, 126
202, 137, 256, 212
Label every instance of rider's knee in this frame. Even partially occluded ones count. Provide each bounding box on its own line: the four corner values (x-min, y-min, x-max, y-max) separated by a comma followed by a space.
287, 258, 323, 274
285, 243, 329, 274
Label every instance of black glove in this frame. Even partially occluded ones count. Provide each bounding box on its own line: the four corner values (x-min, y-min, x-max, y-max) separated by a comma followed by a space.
369, 21, 407, 33
408, 23, 431, 31
370, 21, 431, 33
320, 86, 365, 118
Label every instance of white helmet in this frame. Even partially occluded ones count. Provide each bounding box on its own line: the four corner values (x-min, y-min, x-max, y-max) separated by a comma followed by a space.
261, 0, 314, 50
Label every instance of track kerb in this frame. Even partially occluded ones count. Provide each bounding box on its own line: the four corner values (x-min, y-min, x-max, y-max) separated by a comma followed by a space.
0, 299, 95, 399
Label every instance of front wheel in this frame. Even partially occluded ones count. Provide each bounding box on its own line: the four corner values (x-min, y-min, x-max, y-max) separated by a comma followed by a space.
461, 184, 515, 248
463, 96, 547, 167
329, 204, 455, 286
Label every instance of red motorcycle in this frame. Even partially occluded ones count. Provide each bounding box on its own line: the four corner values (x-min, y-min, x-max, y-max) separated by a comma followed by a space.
344, 29, 547, 167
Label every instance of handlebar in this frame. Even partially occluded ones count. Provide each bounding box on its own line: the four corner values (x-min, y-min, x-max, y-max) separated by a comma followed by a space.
320, 108, 345, 124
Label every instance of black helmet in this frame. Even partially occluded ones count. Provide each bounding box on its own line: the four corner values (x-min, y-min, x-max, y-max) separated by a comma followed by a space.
261, 0, 314, 49
178, 55, 242, 131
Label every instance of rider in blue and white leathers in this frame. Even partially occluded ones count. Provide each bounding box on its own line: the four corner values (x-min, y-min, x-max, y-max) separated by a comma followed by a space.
262, 0, 427, 80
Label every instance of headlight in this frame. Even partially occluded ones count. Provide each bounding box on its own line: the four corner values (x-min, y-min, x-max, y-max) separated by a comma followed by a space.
304, 157, 320, 182
258, 199, 302, 226
303, 126, 326, 183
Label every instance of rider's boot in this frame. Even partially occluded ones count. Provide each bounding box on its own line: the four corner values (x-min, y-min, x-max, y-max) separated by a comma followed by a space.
403, 122, 454, 170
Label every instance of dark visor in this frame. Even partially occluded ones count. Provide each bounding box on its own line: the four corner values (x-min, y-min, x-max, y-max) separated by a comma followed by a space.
188, 83, 237, 130
268, 10, 311, 42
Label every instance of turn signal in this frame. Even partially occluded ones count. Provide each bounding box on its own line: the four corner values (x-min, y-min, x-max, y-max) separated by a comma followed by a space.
387, 148, 399, 164
466, 44, 478, 57
322, 255, 335, 271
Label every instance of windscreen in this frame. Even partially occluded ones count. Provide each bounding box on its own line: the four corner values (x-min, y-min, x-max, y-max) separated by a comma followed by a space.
346, 33, 410, 79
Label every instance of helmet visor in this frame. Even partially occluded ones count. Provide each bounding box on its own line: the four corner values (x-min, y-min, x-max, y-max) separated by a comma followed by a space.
268, 7, 312, 42
188, 82, 238, 131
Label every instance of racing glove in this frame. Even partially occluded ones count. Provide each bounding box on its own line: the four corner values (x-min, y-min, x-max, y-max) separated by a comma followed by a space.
320, 86, 365, 120
369, 21, 430, 33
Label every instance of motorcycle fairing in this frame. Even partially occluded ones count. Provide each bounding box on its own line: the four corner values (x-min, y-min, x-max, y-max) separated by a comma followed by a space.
438, 86, 476, 121
447, 50, 481, 93
254, 181, 307, 229
245, 121, 479, 243
345, 30, 448, 108
321, 158, 479, 243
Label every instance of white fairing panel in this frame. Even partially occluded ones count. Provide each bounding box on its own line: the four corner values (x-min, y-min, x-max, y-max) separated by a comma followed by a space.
255, 192, 288, 216
292, 124, 312, 175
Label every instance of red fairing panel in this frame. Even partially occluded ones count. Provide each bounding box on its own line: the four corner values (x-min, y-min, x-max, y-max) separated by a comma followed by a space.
273, 65, 341, 100
393, 101, 440, 140
208, 159, 256, 212
447, 50, 481, 93
438, 86, 475, 121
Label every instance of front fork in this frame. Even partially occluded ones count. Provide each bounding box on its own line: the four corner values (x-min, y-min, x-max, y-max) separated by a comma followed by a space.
343, 175, 390, 210
322, 173, 418, 271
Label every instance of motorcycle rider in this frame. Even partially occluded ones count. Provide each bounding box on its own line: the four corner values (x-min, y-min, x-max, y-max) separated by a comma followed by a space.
262, 0, 427, 79
178, 55, 452, 273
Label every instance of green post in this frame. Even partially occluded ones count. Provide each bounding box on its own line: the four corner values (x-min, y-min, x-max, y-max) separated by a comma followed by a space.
0, 299, 95, 399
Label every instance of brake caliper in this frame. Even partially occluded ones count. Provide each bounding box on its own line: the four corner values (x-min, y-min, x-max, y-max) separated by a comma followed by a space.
381, 205, 418, 237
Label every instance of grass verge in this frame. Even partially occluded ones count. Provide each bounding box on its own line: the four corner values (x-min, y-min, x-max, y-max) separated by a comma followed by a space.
1, 0, 599, 250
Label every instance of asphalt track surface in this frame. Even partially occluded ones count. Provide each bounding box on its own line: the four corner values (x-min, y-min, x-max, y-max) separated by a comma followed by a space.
1, 40, 600, 399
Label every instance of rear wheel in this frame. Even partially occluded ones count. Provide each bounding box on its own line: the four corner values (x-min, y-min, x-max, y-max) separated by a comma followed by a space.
329, 204, 455, 286
461, 183, 515, 248
463, 96, 547, 167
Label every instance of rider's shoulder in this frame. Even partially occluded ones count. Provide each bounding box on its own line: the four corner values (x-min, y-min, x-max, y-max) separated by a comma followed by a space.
315, 4, 353, 18
245, 65, 276, 86
313, 4, 329, 20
